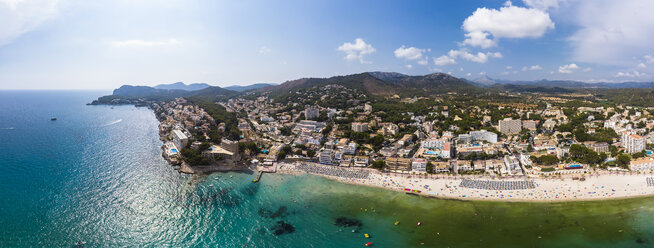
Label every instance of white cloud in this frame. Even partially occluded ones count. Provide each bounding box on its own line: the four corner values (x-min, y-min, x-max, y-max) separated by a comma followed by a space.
405, 64, 413, 69
417, 57, 429, 65
522, 0, 567, 10
394, 45, 425, 60
582, 67, 593, 72
448, 49, 502, 63
501, 71, 510, 75
434, 55, 456, 66
558, 63, 579, 74
506, 66, 513, 69
461, 1, 555, 48
637, 63, 646, 69
522, 65, 542, 71
616, 71, 646, 77
112, 39, 181, 47
645, 55, 654, 64
337, 38, 375, 64
0, 0, 63, 46
570, 0, 654, 65
259, 46, 271, 54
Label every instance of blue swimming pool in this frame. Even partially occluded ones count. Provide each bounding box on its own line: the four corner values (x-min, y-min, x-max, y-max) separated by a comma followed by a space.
171, 148, 178, 153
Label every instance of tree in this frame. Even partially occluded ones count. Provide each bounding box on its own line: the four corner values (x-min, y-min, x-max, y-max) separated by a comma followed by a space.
617, 154, 631, 169
279, 126, 292, 136
198, 142, 211, 151
609, 145, 619, 157
370, 160, 386, 170
306, 149, 316, 158
426, 162, 434, 174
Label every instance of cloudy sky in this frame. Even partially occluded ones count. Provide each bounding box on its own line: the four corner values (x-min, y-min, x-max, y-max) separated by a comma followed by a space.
1, 0, 654, 89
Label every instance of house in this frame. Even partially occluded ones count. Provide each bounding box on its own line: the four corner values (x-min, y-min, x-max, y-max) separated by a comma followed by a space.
412, 158, 427, 172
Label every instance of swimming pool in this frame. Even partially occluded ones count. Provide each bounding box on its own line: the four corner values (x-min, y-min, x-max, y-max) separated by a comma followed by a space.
171, 148, 178, 153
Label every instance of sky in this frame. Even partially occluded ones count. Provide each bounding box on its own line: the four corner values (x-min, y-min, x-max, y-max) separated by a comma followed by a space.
1, 0, 654, 89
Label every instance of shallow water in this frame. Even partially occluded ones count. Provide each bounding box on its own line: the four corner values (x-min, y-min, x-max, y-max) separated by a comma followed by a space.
1, 91, 654, 247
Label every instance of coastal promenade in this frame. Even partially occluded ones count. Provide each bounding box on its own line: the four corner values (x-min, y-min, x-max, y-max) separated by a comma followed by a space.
278, 162, 654, 202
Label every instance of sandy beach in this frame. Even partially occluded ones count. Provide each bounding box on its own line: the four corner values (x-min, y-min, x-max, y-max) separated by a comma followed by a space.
275, 162, 654, 202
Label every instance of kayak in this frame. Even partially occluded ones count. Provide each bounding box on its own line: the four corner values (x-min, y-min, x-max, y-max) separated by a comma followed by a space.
394, 221, 399, 226
364, 233, 370, 238
365, 242, 373, 246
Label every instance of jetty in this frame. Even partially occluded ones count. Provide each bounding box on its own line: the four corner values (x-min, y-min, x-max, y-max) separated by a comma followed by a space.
253, 171, 264, 183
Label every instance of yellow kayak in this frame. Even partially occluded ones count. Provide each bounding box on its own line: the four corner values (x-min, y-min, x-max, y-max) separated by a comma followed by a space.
364, 233, 370, 238
394, 221, 400, 226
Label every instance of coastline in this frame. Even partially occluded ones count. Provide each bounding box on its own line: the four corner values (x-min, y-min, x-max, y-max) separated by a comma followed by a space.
274, 162, 654, 203
90, 101, 654, 203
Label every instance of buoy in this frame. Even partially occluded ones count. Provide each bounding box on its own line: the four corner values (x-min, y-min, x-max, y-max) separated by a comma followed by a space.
417, 222, 422, 226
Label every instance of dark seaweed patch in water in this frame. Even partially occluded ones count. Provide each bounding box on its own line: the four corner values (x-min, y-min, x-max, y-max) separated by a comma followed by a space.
270, 221, 295, 236
259, 206, 288, 219
240, 183, 260, 196
335, 217, 362, 228
185, 187, 241, 207
637, 238, 647, 244
219, 194, 242, 208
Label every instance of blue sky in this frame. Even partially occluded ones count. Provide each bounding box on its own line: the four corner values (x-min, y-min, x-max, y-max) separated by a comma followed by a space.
1, 0, 654, 89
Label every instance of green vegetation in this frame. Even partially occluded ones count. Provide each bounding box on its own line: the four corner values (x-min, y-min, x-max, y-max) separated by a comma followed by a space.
277, 145, 293, 160
181, 148, 211, 166
530, 155, 559, 165
370, 160, 386, 170
569, 144, 602, 166
187, 98, 241, 141
238, 141, 261, 155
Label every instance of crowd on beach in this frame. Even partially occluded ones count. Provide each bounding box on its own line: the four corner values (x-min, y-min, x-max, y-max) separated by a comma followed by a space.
276, 162, 654, 202
459, 179, 536, 191
295, 163, 370, 179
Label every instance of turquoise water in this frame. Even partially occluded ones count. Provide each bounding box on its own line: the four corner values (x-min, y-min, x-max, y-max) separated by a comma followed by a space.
2, 91, 654, 247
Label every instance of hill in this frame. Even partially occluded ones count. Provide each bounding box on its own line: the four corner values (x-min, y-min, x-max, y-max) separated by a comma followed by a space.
224, 83, 276, 92
257, 72, 477, 97
154, 82, 211, 91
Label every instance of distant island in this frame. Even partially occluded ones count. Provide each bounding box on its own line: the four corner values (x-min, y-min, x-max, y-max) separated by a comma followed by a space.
90, 72, 654, 202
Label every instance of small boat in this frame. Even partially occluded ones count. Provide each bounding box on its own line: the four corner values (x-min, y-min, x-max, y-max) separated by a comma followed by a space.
365, 242, 373, 246
352, 228, 357, 233
417, 222, 422, 226
394, 221, 400, 226
50, 117, 57, 121
364, 233, 370, 238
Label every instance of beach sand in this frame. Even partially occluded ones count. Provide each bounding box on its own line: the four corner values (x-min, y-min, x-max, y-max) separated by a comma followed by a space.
275, 162, 654, 202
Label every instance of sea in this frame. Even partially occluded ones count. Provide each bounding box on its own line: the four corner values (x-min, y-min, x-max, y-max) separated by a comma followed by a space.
1, 90, 654, 247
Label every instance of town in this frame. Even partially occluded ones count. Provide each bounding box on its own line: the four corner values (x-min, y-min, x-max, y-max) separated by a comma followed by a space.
152, 83, 654, 179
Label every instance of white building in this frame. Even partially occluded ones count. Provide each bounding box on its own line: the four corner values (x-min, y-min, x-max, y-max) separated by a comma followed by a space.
421, 138, 446, 149
412, 158, 427, 172
470, 130, 498, 143
352, 122, 369, 132
319, 149, 335, 165
623, 133, 645, 154
305, 107, 319, 120
172, 129, 188, 150
630, 157, 654, 171
499, 118, 522, 135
